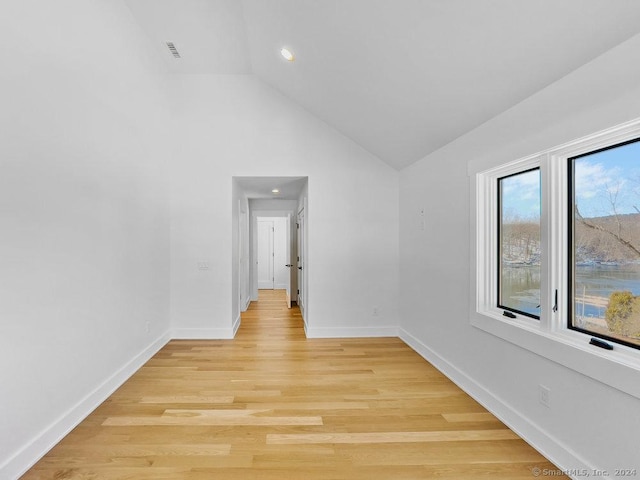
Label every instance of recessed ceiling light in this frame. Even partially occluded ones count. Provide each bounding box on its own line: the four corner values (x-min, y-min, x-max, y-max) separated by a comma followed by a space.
280, 47, 295, 62
272, 189, 280, 194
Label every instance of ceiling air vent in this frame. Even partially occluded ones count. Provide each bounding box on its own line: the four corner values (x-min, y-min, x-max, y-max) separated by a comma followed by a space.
166, 42, 181, 58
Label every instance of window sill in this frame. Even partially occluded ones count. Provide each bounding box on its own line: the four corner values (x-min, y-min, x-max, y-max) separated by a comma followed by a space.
472, 309, 640, 400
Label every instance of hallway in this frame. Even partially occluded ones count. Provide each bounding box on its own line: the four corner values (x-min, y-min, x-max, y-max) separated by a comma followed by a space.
23, 290, 563, 479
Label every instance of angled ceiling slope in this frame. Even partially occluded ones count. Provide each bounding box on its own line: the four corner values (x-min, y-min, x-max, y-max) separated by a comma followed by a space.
125, 0, 640, 170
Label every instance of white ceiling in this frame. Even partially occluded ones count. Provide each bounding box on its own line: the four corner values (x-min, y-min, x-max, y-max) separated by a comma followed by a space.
125, 0, 640, 170
124, 0, 251, 73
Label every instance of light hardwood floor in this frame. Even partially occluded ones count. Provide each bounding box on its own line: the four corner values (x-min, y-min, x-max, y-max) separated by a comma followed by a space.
23, 290, 564, 479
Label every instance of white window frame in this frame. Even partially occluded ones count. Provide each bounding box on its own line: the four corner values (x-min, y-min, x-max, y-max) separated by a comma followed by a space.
472, 118, 640, 400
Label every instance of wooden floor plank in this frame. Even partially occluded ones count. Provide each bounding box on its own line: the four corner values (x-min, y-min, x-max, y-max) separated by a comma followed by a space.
21, 289, 565, 479
266, 429, 519, 445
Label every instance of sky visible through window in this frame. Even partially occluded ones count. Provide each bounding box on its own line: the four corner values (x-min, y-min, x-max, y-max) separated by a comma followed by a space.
500, 169, 540, 221
502, 140, 640, 219
574, 140, 640, 218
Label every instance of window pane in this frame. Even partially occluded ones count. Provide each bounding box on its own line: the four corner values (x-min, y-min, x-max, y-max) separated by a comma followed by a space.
498, 169, 541, 318
570, 139, 640, 349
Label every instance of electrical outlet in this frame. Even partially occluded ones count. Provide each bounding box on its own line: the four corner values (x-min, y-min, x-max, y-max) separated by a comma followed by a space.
372, 306, 379, 316
539, 384, 550, 408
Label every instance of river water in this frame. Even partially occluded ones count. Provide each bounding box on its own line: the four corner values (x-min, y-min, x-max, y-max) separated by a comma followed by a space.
501, 263, 640, 319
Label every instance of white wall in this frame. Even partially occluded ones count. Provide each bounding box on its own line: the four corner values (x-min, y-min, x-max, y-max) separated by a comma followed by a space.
399, 33, 640, 474
169, 75, 399, 339
0, 1, 171, 477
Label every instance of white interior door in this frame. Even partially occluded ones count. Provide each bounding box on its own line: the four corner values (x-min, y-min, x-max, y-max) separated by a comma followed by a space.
257, 220, 274, 289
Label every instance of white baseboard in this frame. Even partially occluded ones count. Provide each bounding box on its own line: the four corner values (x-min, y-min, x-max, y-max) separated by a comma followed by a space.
171, 327, 235, 340
243, 297, 251, 312
305, 325, 399, 338
232, 314, 241, 337
2, 332, 171, 480
398, 328, 594, 479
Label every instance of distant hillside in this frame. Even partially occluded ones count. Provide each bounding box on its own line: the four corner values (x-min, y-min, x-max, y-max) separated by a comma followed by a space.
575, 212, 640, 263
501, 213, 640, 264
501, 221, 540, 265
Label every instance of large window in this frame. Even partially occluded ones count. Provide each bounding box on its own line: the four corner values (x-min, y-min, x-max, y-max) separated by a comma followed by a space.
569, 139, 640, 349
474, 119, 640, 399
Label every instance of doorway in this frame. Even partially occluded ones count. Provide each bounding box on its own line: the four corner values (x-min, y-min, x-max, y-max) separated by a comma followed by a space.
232, 176, 308, 331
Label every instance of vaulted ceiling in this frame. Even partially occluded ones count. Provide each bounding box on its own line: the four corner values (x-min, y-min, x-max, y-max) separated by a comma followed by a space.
124, 0, 640, 170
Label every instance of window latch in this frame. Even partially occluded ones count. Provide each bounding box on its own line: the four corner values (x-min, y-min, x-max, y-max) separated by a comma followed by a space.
552, 289, 558, 313
589, 338, 613, 350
